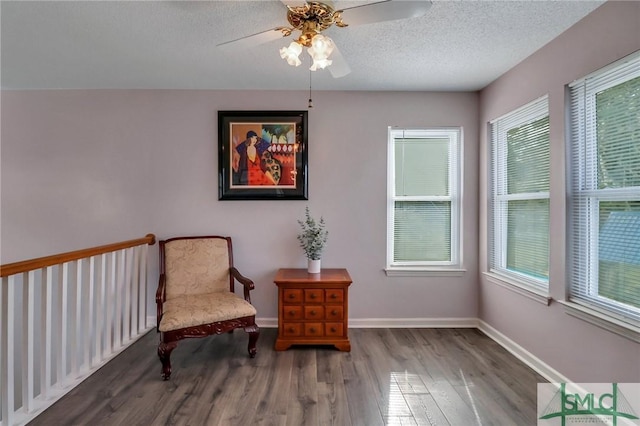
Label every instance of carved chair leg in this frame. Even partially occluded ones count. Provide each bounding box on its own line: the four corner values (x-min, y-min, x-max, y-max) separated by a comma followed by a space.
245, 324, 260, 358
158, 340, 178, 380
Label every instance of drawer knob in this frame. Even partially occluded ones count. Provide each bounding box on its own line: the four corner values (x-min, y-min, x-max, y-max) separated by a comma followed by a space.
288, 327, 295, 333
288, 294, 295, 299
310, 294, 317, 299
330, 327, 337, 332
310, 310, 316, 316
289, 310, 296, 315
330, 294, 337, 299
310, 327, 316, 333
331, 310, 338, 315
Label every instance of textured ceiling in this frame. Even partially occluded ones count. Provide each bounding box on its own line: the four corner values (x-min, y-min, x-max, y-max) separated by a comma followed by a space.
1, 0, 606, 91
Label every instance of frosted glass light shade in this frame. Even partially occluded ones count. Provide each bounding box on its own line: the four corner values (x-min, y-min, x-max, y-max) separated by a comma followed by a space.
279, 42, 303, 67
307, 34, 334, 70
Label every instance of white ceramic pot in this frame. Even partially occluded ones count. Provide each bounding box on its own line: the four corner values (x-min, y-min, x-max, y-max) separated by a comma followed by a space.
307, 259, 321, 273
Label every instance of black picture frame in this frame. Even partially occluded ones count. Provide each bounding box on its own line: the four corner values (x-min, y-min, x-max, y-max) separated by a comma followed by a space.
218, 110, 308, 200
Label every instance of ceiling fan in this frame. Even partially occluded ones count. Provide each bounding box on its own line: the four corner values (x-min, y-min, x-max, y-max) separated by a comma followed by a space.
217, 0, 433, 78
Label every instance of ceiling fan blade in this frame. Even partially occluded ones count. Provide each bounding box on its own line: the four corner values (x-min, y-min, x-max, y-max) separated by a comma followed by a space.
218, 1, 295, 51
329, 45, 351, 78
217, 28, 284, 51
339, 0, 432, 27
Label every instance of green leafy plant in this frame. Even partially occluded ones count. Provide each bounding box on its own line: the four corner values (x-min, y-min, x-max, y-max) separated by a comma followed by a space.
297, 206, 328, 260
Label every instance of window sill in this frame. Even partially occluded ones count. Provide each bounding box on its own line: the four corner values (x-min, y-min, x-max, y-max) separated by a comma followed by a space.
483, 272, 551, 305
558, 300, 640, 343
385, 268, 466, 277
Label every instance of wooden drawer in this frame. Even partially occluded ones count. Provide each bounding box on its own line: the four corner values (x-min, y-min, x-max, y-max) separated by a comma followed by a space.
304, 289, 324, 303
283, 306, 303, 320
304, 306, 324, 320
325, 306, 343, 320
325, 323, 344, 337
283, 323, 302, 337
283, 289, 303, 303
304, 323, 324, 337
325, 289, 343, 303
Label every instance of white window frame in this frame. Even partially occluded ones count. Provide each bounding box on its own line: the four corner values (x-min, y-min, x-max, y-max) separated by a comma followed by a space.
488, 96, 550, 297
385, 127, 464, 276
565, 51, 640, 341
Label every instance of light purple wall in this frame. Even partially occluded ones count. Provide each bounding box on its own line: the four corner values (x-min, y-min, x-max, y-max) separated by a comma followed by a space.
1, 89, 479, 322
479, 1, 640, 382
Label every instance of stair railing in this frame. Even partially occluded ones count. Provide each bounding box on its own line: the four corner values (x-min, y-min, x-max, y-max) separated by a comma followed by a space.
0, 234, 156, 426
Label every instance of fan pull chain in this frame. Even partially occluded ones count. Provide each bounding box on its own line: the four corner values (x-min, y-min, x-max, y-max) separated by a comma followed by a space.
308, 70, 313, 109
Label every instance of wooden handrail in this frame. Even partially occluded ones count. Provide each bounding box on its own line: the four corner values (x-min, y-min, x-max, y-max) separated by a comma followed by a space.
0, 233, 156, 277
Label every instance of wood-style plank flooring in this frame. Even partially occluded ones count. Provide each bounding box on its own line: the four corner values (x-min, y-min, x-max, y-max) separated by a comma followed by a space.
28, 327, 547, 425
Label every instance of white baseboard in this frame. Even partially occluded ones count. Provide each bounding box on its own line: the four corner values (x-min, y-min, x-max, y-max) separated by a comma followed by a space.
477, 320, 569, 383
348, 317, 479, 328
256, 317, 479, 329
257, 318, 278, 328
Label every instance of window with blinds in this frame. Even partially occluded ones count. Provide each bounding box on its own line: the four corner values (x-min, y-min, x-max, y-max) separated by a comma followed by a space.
568, 51, 640, 329
490, 96, 550, 289
386, 128, 461, 271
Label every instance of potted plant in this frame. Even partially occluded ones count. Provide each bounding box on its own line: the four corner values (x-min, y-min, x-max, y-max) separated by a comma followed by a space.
297, 206, 328, 273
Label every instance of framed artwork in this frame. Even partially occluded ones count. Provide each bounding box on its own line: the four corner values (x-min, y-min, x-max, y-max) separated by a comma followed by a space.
218, 110, 308, 200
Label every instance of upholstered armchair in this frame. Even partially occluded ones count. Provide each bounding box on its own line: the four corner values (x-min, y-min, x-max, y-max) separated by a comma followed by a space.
155, 236, 259, 380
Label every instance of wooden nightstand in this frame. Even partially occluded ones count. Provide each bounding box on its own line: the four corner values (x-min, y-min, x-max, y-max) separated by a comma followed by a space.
274, 268, 352, 351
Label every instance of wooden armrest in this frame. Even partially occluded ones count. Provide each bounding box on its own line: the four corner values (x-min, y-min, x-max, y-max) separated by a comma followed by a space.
230, 267, 255, 290
230, 267, 255, 302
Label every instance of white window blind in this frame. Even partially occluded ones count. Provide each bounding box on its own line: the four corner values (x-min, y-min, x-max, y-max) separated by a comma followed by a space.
568, 51, 640, 327
490, 96, 550, 289
386, 128, 461, 270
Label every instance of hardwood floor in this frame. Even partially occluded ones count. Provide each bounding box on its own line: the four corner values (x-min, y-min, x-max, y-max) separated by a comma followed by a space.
28, 327, 546, 425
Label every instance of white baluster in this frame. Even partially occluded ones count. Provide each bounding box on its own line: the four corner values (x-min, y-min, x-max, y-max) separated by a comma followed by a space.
95, 254, 106, 365
131, 247, 140, 337
138, 244, 148, 330
114, 250, 124, 349
123, 248, 132, 343
57, 262, 68, 386
71, 260, 82, 376
40, 266, 53, 399
84, 257, 95, 372
106, 253, 115, 356
1, 276, 16, 426
22, 270, 36, 412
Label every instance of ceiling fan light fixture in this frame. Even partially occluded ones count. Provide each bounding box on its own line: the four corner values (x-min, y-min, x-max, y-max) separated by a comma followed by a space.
279, 41, 303, 67
309, 57, 332, 71
310, 34, 334, 57
220, 0, 434, 79
307, 34, 334, 71
275, 2, 343, 73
